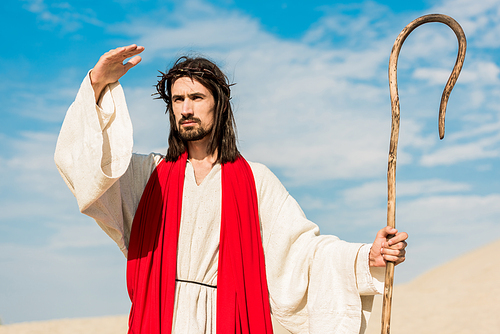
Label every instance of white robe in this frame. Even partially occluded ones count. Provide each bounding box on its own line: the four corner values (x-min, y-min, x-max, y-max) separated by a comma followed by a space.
54, 74, 384, 334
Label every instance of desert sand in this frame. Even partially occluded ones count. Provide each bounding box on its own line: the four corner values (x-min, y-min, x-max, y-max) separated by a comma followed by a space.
1, 238, 499, 333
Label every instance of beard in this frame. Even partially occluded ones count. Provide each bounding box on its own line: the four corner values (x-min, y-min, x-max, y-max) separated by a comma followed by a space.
178, 116, 213, 141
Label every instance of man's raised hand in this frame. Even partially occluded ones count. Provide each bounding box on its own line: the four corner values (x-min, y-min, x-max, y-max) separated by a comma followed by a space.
90, 44, 145, 102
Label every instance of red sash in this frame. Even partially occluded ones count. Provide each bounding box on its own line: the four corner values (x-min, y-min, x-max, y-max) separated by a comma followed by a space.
126, 152, 273, 333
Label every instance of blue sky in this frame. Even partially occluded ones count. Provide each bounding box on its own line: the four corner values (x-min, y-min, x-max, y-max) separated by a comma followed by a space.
1, 0, 500, 325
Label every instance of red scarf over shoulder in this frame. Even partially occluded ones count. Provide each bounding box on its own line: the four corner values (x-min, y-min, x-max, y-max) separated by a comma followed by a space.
126, 152, 273, 333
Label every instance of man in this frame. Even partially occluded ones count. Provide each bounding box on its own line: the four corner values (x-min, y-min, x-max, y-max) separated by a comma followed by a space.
55, 44, 407, 334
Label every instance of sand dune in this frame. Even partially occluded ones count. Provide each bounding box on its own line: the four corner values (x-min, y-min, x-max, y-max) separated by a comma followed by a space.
2, 239, 499, 333
0, 315, 128, 334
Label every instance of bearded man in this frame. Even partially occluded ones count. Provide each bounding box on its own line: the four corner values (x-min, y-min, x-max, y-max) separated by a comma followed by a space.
55, 44, 408, 334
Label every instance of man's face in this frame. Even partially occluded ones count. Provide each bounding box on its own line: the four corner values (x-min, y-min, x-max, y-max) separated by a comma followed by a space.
171, 77, 215, 142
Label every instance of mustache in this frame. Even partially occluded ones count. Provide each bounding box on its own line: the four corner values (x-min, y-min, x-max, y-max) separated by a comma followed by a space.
178, 115, 202, 126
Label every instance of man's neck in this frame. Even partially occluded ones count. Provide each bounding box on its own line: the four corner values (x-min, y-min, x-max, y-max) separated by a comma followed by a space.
187, 139, 218, 185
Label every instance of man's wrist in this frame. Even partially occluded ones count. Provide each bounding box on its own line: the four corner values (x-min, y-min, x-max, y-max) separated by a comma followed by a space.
89, 70, 108, 102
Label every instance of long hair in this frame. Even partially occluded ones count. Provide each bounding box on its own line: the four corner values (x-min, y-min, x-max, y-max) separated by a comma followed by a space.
155, 56, 239, 164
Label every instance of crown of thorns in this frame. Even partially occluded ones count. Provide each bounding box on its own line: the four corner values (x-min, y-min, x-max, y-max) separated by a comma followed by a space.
155, 66, 233, 105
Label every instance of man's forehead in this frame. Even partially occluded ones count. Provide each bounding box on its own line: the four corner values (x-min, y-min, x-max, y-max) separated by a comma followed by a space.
171, 76, 212, 96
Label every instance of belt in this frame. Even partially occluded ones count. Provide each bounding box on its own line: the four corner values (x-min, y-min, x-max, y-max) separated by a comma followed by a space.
175, 278, 217, 289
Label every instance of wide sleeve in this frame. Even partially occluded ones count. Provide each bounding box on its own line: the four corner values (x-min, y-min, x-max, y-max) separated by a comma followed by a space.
54, 73, 159, 256
250, 162, 383, 334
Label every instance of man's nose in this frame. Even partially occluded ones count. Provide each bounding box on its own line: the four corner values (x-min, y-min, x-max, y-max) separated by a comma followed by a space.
181, 99, 193, 116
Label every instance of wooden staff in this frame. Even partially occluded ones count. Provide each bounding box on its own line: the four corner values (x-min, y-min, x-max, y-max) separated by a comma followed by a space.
382, 14, 467, 334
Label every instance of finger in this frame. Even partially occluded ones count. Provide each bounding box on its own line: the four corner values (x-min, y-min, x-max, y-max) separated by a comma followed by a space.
396, 231, 408, 240
106, 46, 127, 57
124, 56, 142, 71
387, 240, 407, 250
107, 45, 144, 62
387, 232, 408, 245
395, 255, 406, 265
382, 247, 406, 257
382, 252, 405, 263
120, 45, 145, 59
382, 255, 397, 263
387, 238, 408, 249
382, 241, 407, 263
377, 226, 398, 239
114, 44, 138, 54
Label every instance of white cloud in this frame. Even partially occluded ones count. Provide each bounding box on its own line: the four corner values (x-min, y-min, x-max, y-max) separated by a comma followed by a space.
0, 132, 66, 196
22, 0, 103, 32
414, 61, 500, 86
46, 222, 115, 249
399, 193, 500, 230
302, 1, 399, 48
395, 192, 500, 282
342, 178, 471, 205
432, 0, 500, 48
420, 132, 500, 166
397, 179, 471, 196
0, 130, 128, 322
0, 242, 129, 323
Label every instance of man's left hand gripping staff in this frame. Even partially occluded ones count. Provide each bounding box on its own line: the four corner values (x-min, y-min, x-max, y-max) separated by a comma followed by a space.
369, 226, 408, 267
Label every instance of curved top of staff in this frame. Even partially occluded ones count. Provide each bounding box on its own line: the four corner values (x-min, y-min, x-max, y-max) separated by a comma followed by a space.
388, 13, 467, 140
